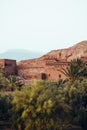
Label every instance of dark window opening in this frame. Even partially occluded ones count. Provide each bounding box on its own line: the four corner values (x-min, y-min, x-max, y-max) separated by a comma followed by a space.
41, 73, 47, 80
59, 74, 61, 78
5, 63, 12, 67
48, 74, 50, 77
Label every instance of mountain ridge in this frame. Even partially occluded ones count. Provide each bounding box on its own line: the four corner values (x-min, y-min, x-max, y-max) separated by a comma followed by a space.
0, 49, 43, 61
44, 40, 87, 61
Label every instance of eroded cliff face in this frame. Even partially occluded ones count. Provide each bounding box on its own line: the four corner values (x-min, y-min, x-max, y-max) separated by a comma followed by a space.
17, 41, 87, 81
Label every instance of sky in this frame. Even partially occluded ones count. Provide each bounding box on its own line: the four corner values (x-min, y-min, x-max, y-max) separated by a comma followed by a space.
0, 0, 87, 53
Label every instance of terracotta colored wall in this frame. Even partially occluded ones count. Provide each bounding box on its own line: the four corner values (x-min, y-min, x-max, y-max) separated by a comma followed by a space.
17, 59, 68, 81
44, 62, 67, 80
1, 56, 87, 81
0, 59, 4, 68
0, 59, 17, 76
4, 59, 17, 76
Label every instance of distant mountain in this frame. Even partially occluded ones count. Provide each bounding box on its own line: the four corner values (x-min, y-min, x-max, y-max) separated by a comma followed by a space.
0, 49, 43, 61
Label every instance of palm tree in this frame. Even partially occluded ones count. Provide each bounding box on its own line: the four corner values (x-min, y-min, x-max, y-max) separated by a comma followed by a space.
0, 65, 23, 91
6, 75, 23, 91
0, 65, 8, 90
59, 58, 87, 81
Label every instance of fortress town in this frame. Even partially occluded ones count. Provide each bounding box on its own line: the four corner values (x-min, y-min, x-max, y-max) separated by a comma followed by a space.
0, 41, 87, 81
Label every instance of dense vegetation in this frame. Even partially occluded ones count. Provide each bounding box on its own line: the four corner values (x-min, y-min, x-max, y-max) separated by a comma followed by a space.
0, 59, 87, 130
0, 65, 23, 91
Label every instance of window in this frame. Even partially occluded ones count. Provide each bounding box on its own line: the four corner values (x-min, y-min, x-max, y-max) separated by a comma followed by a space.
5, 63, 12, 67
59, 74, 61, 78
49, 74, 50, 77
41, 73, 47, 80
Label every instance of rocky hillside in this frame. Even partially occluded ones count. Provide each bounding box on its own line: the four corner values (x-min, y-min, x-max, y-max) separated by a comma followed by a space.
17, 41, 87, 80
43, 41, 87, 61
18, 41, 87, 63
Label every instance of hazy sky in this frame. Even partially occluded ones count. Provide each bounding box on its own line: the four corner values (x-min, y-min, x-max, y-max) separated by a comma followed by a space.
0, 0, 87, 53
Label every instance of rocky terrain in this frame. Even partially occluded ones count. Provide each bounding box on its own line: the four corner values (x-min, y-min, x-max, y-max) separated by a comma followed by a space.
45, 41, 87, 61
17, 41, 87, 81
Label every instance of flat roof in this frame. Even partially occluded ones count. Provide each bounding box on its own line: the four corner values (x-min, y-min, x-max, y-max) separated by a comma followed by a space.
0, 58, 16, 61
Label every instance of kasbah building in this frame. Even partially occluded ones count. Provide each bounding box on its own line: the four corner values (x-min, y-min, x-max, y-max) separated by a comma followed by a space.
0, 54, 87, 81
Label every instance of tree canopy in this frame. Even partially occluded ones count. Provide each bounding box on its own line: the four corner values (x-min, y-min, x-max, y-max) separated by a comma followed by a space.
59, 58, 87, 81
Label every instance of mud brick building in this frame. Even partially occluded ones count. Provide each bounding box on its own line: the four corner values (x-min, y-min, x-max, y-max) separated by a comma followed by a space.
0, 41, 87, 80
0, 56, 87, 81
17, 55, 87, 81
0, 59, 17, 76
17, 55, 69, 81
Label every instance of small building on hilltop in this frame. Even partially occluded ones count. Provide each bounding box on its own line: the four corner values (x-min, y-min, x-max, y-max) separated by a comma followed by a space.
0, 59, 17, 76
